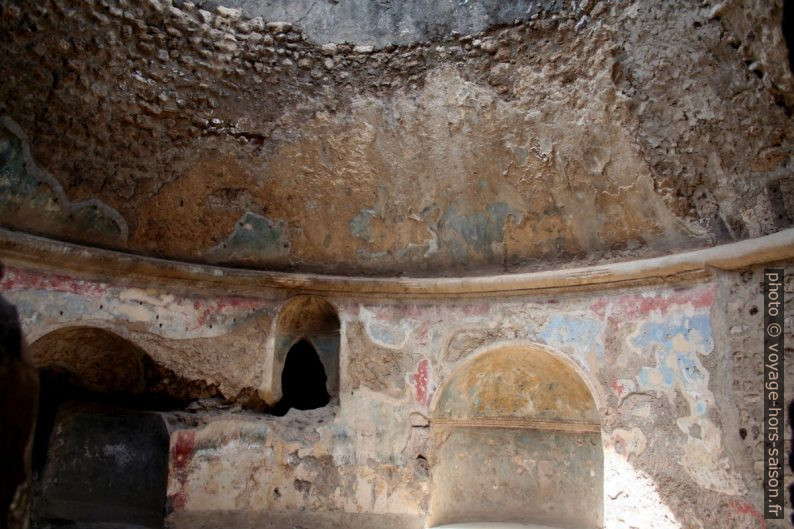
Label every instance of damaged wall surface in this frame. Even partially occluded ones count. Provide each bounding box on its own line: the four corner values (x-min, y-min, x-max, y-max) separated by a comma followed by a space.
0, 0, 791, 275
1, 232, 792, 529
1, 0, 793, 528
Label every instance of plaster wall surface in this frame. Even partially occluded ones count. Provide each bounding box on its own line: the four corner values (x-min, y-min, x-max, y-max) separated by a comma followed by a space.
4, 257, 791, 529
0, 0, 791, 276
0, 1, 791, 525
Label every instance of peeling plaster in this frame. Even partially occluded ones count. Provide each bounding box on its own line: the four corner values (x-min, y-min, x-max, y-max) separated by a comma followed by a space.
205, 211, 290, 265
4, 263, 774, 527
0, 117, 128, 244
1, 267, 271, 340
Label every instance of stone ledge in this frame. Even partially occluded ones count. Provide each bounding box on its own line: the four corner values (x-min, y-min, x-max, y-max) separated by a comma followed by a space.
0, 228, 792, 298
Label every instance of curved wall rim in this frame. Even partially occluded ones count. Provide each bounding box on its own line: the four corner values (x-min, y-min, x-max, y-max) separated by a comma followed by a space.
0, 228, 792, 298
429, 340, 607, 416
25, 320, 148, 349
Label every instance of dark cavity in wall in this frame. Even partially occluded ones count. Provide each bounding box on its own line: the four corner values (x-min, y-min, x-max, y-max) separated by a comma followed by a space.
31, 369, 173, 529
272, 296, 341, 413
272, 339, 330, 416
28, 327, 228, 529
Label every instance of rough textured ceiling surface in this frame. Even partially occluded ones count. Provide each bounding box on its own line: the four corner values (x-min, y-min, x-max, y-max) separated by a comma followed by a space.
0, 0, 791, 276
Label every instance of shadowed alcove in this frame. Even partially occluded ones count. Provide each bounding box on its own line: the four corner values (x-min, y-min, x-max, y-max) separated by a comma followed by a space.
273, 339, 330, 414
428, 344, 603, 529
28, 327, 191, 529
271, 296, 340, 415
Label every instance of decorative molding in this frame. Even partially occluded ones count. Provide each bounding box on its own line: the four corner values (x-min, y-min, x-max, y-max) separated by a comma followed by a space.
0, 228, 792, 298
432, 417, 601, 433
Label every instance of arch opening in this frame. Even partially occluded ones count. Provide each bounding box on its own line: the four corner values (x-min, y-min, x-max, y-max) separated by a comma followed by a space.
272, 339, 330, 415
428, 345, 603, 529
27, 326, 208, 529
271, 296, 340, 413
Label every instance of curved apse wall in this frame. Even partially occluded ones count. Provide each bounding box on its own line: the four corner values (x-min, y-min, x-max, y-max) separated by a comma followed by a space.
1, 232, 792, 528
0, 0, 791, 276
0, 0, 793, 528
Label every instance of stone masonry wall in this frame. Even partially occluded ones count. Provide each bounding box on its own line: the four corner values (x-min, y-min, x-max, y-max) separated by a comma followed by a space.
0, 0, 791, 275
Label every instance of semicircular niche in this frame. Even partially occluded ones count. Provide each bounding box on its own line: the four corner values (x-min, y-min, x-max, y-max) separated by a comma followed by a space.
429, 345, 603, 529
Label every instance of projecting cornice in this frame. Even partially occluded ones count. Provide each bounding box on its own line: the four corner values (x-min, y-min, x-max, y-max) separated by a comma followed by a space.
0, 229, 792, 298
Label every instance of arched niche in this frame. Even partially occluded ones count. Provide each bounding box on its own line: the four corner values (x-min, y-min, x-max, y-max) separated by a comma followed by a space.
271, 296, 340, 411
31, 326, 148, 394
29, 327, 170, 529
428, 344, 603, 529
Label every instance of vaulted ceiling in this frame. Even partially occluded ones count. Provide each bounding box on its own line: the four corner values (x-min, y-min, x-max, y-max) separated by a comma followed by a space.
0, 0, 791, 276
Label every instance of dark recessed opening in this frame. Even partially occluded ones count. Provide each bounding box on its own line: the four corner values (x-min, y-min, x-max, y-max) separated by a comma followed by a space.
31, 368, 170, 529
273, 339, 330, 416
28, 327, 229, 529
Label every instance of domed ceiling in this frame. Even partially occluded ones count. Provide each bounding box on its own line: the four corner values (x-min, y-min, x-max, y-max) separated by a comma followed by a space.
0, 0, 791, 276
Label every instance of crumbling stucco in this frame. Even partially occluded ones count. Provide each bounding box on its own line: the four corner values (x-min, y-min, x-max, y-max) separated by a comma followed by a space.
4, 255, 790, 528
0, 0, 790, 275
0, 0, 792, 527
